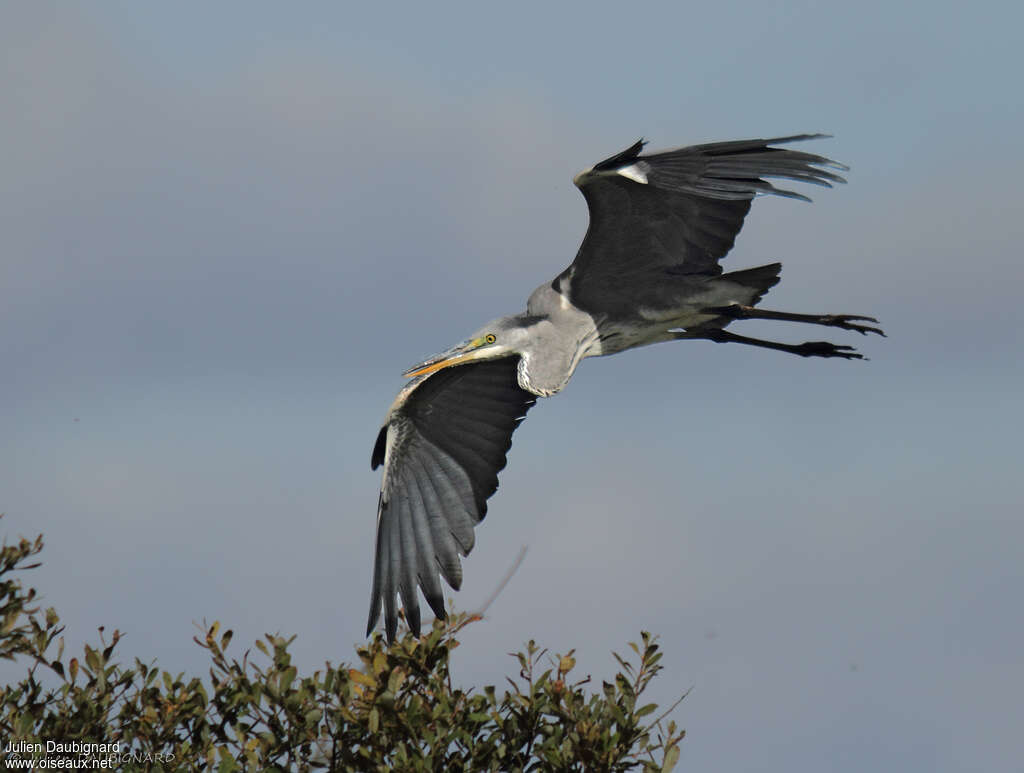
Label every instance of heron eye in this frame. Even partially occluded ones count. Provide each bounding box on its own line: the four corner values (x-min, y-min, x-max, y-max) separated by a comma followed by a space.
484, 334, 496, 344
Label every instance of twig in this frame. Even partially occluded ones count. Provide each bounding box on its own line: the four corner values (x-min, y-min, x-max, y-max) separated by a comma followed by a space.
471, 545, 528, 622
651, 686, 692, 727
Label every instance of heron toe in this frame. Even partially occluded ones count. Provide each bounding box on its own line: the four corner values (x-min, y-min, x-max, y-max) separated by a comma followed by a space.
821, 315, 886, 337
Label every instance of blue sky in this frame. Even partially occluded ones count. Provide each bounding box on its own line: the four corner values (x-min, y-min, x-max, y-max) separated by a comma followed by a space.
3, 2, 1022, 770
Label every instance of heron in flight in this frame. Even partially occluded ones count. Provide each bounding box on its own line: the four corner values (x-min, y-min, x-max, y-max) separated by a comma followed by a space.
367, 134, 883, 642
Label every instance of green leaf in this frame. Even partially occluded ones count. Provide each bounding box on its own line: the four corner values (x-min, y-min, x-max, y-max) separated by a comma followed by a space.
279, 665, 297, 693
84, 645, 100, 673
387, 667, 406, 694
304, 708, 322, 726
350, 669, 376, 688
636, 702, 657, 718
216, 748, 239, 773
661, 743, 681, 772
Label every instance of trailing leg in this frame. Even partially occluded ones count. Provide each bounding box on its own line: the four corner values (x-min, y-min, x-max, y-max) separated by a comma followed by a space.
675, 328, 865, 359
703, 303, 885, 336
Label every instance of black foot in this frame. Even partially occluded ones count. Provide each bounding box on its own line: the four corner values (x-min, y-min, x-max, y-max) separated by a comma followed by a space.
796, 341, 864, 359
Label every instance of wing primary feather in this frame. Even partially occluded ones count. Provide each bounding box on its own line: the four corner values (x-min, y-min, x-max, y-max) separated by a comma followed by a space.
405, 466, 447, 621
395, 494, 421, 637
582, 135, 847, 202
421, 447, 479, 550
371, 425, 387, 469
407, 451, 464, 590
591, 138, 646, 171
427, 440, 495, 506
365, 496, 387, 636
678, 133, 830, 155
384, 496, 402, 642
707, 163, 845, 185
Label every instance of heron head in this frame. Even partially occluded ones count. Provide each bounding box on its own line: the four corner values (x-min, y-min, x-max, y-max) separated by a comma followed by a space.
402, 315, 539, 378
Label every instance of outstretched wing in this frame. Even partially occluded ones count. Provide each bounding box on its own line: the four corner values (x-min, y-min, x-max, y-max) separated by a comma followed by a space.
561, 134, 847, 315
367, 356, 537, 642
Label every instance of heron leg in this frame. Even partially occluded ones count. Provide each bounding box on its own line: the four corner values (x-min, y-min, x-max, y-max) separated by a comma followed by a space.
675, 328, 865, 359
702, 304, 885, 337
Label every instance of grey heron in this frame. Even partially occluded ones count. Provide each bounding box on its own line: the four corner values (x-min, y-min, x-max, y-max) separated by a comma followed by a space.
367, 134, 883, 642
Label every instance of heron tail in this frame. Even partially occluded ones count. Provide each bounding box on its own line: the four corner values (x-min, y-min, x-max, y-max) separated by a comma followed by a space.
719, 262, 782, 305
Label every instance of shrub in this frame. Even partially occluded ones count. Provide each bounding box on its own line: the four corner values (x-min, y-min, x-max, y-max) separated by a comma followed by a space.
0, 529, 684, 771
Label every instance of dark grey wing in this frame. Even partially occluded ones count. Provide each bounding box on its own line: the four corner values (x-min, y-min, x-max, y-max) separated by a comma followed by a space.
561, 135, 847, 315
367, 357, 537, 642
